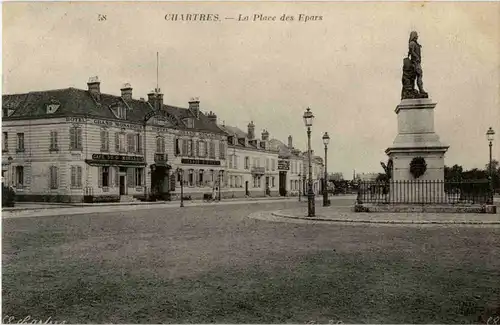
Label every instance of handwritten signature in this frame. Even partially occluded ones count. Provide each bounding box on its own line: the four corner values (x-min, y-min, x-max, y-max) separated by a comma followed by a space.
2, 315, 66, 324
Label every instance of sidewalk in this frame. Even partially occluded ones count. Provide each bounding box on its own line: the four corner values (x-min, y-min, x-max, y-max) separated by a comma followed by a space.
2, 195, 356, 219
268, 206, 500, 225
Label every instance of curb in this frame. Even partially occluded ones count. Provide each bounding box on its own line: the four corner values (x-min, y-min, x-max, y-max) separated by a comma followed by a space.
270, 211, 500, 225
2, 196, 341, 212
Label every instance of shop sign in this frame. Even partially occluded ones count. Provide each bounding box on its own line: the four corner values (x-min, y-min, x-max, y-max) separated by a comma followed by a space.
278, 159, 290, 170
181, 158, 221, 166
91, 154, 144, 162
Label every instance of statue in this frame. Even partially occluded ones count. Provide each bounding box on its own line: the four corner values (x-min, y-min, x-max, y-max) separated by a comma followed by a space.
401, 31, 429, 99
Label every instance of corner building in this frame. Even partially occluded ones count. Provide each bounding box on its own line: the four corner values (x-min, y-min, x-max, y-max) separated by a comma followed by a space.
1, 77, 227, 202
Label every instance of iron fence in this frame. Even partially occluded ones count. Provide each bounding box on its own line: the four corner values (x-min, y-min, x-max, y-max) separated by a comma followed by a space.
356, 179, 492, 205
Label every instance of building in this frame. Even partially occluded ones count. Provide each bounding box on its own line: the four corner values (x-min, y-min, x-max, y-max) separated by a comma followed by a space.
218, 121, 279, 197
269, 136, 304, 196
1, 77, 227, 202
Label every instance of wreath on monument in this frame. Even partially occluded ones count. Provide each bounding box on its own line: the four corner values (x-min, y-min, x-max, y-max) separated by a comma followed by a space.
409, 157, 427, 179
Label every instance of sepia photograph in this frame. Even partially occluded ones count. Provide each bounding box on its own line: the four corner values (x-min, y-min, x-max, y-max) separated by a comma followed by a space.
1, 1, 500, 324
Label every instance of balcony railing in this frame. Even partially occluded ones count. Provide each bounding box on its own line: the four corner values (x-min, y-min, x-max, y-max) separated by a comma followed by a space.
356, 179, 492, 205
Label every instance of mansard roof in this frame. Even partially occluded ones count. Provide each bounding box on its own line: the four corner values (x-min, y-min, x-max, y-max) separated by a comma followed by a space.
2, 87, 225, 134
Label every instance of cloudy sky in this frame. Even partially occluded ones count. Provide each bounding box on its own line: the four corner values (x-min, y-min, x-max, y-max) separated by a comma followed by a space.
3, 1, 499, 178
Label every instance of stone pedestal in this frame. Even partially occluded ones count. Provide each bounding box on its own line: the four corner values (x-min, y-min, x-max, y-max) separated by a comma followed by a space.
385, 98, 449, 203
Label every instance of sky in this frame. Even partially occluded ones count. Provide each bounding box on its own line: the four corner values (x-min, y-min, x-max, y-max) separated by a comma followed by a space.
2, 1, 499, 179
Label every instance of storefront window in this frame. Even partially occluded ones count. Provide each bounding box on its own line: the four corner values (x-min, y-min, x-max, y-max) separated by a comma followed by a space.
198, 169, 204, 186
102, 167, 110, 187
188, 169, 194, 186
135, 168, 143, 187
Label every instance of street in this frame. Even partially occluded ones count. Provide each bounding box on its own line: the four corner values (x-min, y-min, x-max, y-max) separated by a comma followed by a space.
2, 198, 500, 323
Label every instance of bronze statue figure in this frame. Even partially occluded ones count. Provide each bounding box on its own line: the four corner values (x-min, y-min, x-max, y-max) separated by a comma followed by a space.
401, 31, 429, 99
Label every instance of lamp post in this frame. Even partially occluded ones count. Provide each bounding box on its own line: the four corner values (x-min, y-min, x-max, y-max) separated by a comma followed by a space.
487, 127, 495, 203
176, 168, 184, 207
218, 170, 223, 201
298, 173, 301, 202
322, 132, 330, 207
303, 107, 315, 217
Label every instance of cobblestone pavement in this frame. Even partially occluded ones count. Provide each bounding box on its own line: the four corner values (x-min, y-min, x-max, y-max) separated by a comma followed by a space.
250, 205, 500, 227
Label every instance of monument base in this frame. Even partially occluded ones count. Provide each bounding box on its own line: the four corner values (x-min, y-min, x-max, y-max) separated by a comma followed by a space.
386, 98, 449, 183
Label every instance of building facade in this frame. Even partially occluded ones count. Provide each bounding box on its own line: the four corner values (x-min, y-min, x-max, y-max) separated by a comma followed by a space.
2, 77, 227, 202
270, 136, 305, 196
219, 122, 279, 198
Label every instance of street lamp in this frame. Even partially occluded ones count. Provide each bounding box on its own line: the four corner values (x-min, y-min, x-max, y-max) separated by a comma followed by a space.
487, 127, 495, 203
322, 132, 330, 207
303, 107, 315, 217
298, 173, 301, 202
218, 170, 224, 201
176, 168, 184, 207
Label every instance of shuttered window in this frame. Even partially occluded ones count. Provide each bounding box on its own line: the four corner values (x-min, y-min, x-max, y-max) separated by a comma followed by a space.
135, 168, 144, 187
219, 141, 226, 159
49, 166, 58, 189
50, 131, 58, 151
209, 141, 216, 159
3, 132, 8, 152
127, 134, 135, 153
100, 129, 109, 151
70, 166, 82, 188
136, 134, 143, 154
174, 138, 181, 156
69, 127, 82, 150
156, 137, 165, 153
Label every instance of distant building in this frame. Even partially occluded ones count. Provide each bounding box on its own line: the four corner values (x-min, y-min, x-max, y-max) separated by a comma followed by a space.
218, 122, 279, 197
356, 172, 379, 182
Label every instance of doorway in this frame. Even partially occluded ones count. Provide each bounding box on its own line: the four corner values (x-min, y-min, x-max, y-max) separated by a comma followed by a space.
279, 171, 287, 196
119, 175, 126, 195
245, 181, 249, 196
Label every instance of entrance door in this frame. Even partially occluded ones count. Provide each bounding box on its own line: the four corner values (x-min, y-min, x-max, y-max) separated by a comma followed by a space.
279, 171, 287, 196
119, 175, 126, 195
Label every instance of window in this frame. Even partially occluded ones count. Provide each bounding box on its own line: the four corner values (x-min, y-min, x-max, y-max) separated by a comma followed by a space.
69, 127, 82, 150
17, 133, 25, 151
266, 158, 270, 171
188, 169, 194, 186
271, 177, 275, 188
135, 168, 143, 187
209, 141, 216, 159
175, 138, 181, 156
15, 166, 24, 188
70, 166, 83, 188
116, 106, 127, 119
198, 141, 207, 157
234, 155, 239, 169
219, 141, 226, 159
127, 134, 135, 153
136, 134, 142, 154
187, 139, 194, 157
49, 166, 58, 189
2, 132, 8, 152
156, 137, 165, 153
228, 156, 233, 169
272, 159, 275, 171
100, 129, 109, 151
245, 157, 250, 169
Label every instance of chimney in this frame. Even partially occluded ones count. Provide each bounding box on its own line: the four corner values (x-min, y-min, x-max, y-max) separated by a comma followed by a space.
87, 76, 101, 101
189, 97, 200, 118
207, 111, 217, 124
120, 83, 133, 101
261, 129, 269, 141
156, 90, 164, 107
288, 135, 293, 148
247, 121, 255, 140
